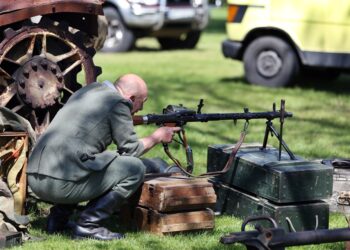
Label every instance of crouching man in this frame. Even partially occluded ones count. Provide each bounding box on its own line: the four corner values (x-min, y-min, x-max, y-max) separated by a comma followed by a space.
27, 74, 180, 240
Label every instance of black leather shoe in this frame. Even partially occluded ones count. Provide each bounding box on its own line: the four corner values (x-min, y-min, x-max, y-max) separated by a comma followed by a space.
46, 204, 76, 234
73, 191, 125, 241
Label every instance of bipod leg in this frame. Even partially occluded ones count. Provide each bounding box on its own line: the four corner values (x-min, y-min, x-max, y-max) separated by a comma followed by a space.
268, 123, 296, 160
261, 120, 272, 150
278, 100, 286, 161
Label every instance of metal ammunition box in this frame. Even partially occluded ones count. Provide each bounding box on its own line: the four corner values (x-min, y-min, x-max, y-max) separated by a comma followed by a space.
207, 144, 333, 203
216, 184, 329, 232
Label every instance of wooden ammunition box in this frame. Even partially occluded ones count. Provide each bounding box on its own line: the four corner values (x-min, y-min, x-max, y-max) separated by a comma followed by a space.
216, 184, 329, 232
134, 206, 215, 235
138, 177, 217, 212
207, 144, 333, 203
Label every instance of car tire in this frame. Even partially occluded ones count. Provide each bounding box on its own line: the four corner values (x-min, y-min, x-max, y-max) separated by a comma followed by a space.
243, 36, 300, 87
158, 31, 201, 50
101, 7, 135, 52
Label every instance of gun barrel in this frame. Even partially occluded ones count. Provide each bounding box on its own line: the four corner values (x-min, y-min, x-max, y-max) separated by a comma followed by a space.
273, 228, 350, 247
133, 111, 293, 125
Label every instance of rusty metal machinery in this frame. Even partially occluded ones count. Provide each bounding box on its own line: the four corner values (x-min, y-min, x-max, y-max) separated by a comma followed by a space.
0, 1, 104, 135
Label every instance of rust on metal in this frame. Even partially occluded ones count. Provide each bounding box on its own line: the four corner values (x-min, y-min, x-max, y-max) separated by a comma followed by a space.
0, 83, 16, 107
0, 132, 28, 137
0, 0, 103, 136
0, 1, 104, 26
0, 20, 99, 135
16, 56, 64, 109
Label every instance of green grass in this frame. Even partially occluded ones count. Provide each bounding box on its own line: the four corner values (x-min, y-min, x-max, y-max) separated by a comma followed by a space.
21, 7, 350, 250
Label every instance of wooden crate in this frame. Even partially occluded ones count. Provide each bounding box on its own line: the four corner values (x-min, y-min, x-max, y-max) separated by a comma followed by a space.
134, 206, 214, 235
138, 176, 217, 212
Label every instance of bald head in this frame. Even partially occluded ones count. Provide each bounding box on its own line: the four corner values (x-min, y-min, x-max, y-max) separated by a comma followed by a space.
115, 74, 147, 98
115, 74, 148, 114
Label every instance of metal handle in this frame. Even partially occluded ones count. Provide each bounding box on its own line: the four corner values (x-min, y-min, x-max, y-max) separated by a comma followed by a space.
241, 215, 279, 232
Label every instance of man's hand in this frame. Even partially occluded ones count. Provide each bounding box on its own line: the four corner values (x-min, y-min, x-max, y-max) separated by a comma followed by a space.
153, 127, 181, 143
140, 127, 181, 154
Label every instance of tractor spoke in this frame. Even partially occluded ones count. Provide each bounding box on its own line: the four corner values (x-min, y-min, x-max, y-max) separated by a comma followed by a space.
63, 86, 74, 95
62, 59, 81, 76
0, 56, 21, 76
0, 83, 16, 106
3, 57, 21, 66
0, 67, 13, 79
1, 57, 21, 75
27, 35, 36, 59
40, 33, 47, 56
11, 104, 24, 113
16, 35, 37, 63
53, 49, 79, 63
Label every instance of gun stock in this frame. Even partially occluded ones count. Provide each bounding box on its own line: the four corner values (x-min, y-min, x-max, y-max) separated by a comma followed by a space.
132, 115, 145, 125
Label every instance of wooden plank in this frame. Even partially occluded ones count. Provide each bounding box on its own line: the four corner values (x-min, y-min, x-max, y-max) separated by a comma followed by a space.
135, 207, 215, 235
164, 221, 214, 232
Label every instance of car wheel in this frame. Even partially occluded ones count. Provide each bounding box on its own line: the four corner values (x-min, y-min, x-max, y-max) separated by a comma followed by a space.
243, 36, 300, 87
182, 31, 201, 49
101, 7, 135, 52
157, 31, 201, 50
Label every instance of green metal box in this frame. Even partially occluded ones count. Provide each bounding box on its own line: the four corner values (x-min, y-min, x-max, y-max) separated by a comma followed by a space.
207, 144, 333, 203
215, 183, 329, 232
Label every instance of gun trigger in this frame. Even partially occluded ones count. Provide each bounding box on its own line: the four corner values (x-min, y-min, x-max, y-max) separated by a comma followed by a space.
233, 120, 237, 126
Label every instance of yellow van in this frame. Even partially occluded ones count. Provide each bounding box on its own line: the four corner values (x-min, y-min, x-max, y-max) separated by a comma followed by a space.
222, 0, 350, 87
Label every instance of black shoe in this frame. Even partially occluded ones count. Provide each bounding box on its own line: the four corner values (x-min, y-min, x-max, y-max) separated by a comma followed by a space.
73, 191, 125, 241
46, 204, 76, 234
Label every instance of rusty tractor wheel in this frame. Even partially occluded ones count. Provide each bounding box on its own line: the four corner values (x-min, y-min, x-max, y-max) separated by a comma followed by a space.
0, 18, 101, 136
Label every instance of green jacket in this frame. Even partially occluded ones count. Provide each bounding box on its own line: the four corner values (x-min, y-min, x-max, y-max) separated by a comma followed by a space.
27, 81, 144, 181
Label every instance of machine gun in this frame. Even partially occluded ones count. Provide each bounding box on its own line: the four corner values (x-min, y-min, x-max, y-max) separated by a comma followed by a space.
133, 99, 293, 126
220, 215, 350, 250
133, 99, 295, 175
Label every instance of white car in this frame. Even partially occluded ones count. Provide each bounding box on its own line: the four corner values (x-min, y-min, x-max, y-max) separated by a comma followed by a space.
102, 0, 209, 52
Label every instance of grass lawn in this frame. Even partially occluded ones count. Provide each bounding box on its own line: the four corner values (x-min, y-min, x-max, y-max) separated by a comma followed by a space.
20, 7, 350, 250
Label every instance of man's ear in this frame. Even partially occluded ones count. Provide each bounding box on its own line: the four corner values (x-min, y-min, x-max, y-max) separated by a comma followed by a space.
130, 95, 136, 102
